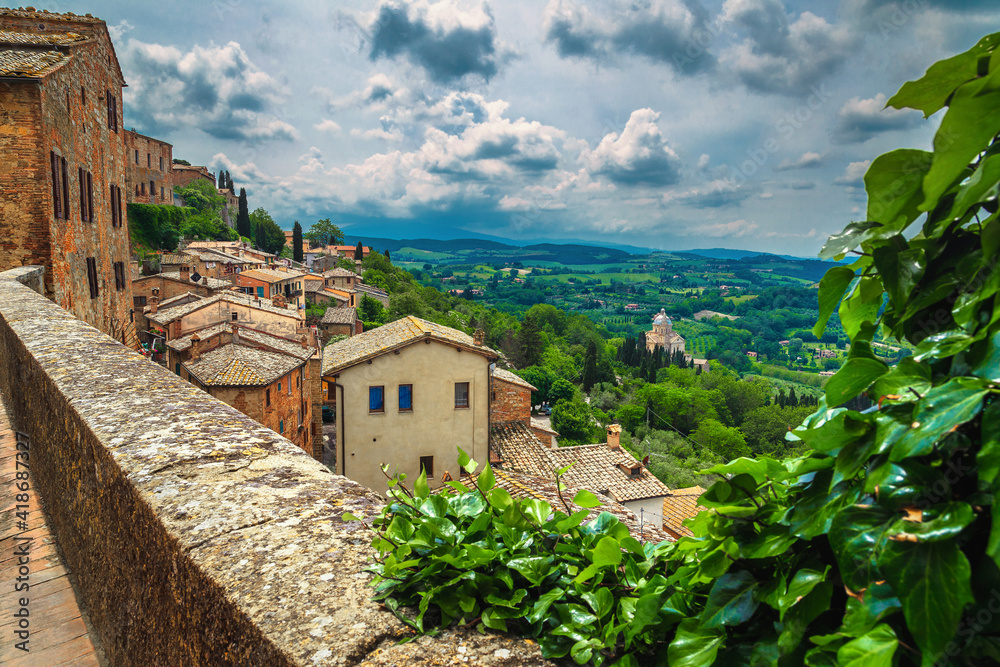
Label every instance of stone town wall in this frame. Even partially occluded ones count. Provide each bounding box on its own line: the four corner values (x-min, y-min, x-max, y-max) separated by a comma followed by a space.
0, 17, 133, 342
0, 265, 549, 666
491, 377, 532, 425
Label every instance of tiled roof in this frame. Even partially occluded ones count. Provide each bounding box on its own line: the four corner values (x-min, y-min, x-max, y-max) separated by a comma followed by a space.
322, 268, 359, 278
490, 421, 555, 479
0, 29, 89, 45
0, 48, 68, 77
324, 288, 351, 301
160, 252, 193, 264
661, 487, 707, 539
323, 315, 497, 375
186, 248, 255, 265
236, 327, 315, 361
304, 279, 324, 293
355, 283, 388, 299
321, 307, 357, 325
493, 368, 536, 391
529, 418, 559, 435
548, 445, 671, 504
183, 342, 305, 387
147, 292, 299, 327
166, 323, 229, 352
0, 8, 103, 23
155, 291, 205, 310
158, 272, 231, 289
240, 267, 307, 283
447, 468, 670, 543
185, 241, 242, 249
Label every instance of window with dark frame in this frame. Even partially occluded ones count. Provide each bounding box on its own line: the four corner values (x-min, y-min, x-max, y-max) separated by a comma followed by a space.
86, 257, 98, 298
105, 91, 118, 132
266, 388, 271, 406
60, 157, 69, 219
86, 171, 93, 221
419, 456, 434, 479
454, 382, 470, 408
159, 156, 164, 171
135, 149, 139, 164
150, 180, 155, 200
287, 372, 292, 395
134, 296, 147, 308
50, 151, 62, 219
369, 386, 385, 413
147, 153, 151, 168
113, 262, 125, 291
399, 384, 413, 411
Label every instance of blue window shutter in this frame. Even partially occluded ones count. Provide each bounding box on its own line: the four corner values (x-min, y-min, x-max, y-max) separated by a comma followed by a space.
369, 386, 384, 411
399, 385, 412, 410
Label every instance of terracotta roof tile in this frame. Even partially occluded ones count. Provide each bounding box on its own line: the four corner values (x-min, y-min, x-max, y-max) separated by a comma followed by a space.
157, 271, 231, 289
166, 323, 228, 352
240, 267, 307, 283
147, 292, 299, 327
183, 342, 305, 386
0, 29, 89, 45
323, 315, 497, 375
322, 268, 360, 278
548, 444, 670, 504
490, 421, 554, 478
0, 47, 68, 77
321, 307, 357, 325
661, 486, 707, 538
492, 367, 536, 391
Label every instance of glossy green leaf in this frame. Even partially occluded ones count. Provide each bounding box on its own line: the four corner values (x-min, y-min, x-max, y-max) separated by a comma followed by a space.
668, 619, 725, 667
835, 624, 898, 667
891, 377, 989, 461
864, 149, 933, 229
870, 357, 931, 401
700, 570, 758, 629
873, 244, 925, 307
830, 505, 894, 592
476, 463, 495, 494
887, 32, 1000, 116
921, 78, 1000, 212
825, 358, 889, 406
973, 331, 1000, 383
978, 400, 1000, 484
591, 536, 623, 568
814, 266, 856, 338
414, 468, 429, 499
889, 502, 974, 542
819, 221, 882, 260
878, 540, 973, 661
839, 275, 884, 340
777, 568, 829, 622
572, 488, 602, 509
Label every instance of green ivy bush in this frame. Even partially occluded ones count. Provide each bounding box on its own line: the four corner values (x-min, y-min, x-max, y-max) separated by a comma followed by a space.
346, 34, 1000, 666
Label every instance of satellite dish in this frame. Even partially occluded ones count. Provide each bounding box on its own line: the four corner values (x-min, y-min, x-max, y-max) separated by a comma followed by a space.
190, 271, 202, 283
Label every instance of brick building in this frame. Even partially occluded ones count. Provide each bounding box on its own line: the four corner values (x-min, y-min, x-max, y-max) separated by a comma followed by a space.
171, 163, 214, 189
167, 323, 322, 458
146, 291, 303, 341
318, 306, 361, 343
0, 8, 134, 344
124, 129, 172, 204
131, 271, 230, 341
235, 267, 307, 311
490, 368, 534, 426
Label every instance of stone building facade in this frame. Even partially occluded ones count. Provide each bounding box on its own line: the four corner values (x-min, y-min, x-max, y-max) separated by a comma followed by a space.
171, 163, 215, 189
124, 129, 173, 204
0, 8, 134, 344
131, 272, 230, 340
645, 308, 685, 355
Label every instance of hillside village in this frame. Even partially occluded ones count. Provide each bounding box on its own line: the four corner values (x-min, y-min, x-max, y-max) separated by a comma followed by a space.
1, 5, 999, 666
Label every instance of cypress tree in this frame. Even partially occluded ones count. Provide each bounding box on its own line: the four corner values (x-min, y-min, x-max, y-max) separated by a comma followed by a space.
582, 340, 598, 392
236, 187, 251, 238
384, 249, 391, 261
355, 241, 364, 261
292, 221, 304, 263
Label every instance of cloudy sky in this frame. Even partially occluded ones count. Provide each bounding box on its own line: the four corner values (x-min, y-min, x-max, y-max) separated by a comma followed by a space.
36, 1, 1000, 254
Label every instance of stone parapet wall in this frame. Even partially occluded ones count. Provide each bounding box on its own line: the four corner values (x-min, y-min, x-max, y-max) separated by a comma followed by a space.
0, 266, 548, 666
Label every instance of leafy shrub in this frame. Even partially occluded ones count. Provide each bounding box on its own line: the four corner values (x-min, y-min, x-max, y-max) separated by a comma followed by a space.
348, 35, 1000, 666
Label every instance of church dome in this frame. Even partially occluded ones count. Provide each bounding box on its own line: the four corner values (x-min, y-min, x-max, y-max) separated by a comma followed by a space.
653, 308, 669, 325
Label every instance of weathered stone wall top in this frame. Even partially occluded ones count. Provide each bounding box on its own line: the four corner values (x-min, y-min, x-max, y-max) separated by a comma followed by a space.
0, 267, 549, 666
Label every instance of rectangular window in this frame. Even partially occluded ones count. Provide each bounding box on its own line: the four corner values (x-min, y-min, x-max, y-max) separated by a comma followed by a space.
115, 184, 122, 227
134, 296, 147, 308
150, 180, 155, 200
455, 382, 470, 409
265, 388, 271, 406
277, 382, 282, 392
161, 186, 165, 200
369, 386, 384, 413
135, 149, 139, 164
50, 151, 62, 219
256, 286, 264, 298
86, 257, 98, 298
61, 157, 69, 220
297, 408, 302, 427
159, 156, 164, 171
398, 384, 413, 411
87, 171, 93, 222
287, 373, 292, 395
231, 312, 238, 321
140, 182, 145, 195
279, 419, 284, 434
105, 91, 118, 131
147, 153, 151, 168
113, 262, 125, 291
419, 456, 434, 479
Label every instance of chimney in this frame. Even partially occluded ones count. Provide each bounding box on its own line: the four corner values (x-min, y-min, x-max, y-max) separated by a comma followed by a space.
202, 276, 208, 286
607, 424, 622, 450
191, 333, 201, 360
180, 265, 190, 280
149, 296, 158, 315
231, 323, 240, 344
473, 329, 485, 346
300, 335, 308, 349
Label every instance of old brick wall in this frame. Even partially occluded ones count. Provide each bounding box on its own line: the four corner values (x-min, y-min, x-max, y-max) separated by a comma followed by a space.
492, 377, 532, 425
124, 129, 173, 204
0, 13, 134, 343
171, 165, 214, 189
